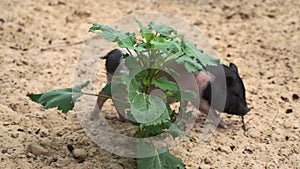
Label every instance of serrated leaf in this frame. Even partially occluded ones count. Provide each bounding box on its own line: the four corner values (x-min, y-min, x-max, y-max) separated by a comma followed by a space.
135, 19, 154, 42
176, 55, 202, 72
136, 143, 185, 169
150, 40, 181, 53
167, 89, 197, 102
117, 33, 137, 49
27, 81, 90, 113
182, 41, 221, 70
89, 22, 139, 51
161, 67, 181, 79
152, 76, 179, 92
149, 22, 177, 38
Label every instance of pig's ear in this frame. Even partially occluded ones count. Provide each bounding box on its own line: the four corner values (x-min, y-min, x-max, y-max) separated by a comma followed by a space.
229, 63, 239, 74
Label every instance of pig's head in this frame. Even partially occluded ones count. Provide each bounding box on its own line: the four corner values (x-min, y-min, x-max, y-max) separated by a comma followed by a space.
202, 63, 249, 116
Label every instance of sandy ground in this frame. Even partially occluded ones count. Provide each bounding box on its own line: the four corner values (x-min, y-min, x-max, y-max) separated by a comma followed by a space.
0, 0, 299, 168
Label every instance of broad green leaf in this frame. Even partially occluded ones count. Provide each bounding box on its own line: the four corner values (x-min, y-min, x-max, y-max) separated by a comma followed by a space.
130, 95, 167, 123
124, 55, 142, 76
27, 81, 90, 113
103, 80, 128, 96
136, 143, 185, 169
152, 76, 179, 92
135, 142, 165, 158
167, 89, 197, 102
161, 67, 181, 79
101, 81, 112, 96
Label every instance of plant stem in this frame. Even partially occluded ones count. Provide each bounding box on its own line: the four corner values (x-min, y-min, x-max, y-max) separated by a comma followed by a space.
82, 92, 127, 104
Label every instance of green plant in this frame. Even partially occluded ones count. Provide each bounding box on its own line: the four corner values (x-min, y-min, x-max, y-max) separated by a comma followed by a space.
27, 19, 221, 169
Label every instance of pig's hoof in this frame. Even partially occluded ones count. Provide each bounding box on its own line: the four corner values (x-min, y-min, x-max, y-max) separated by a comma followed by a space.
118, 116, 127, 122
218, 120, 228, 129
90, 114, 99, 121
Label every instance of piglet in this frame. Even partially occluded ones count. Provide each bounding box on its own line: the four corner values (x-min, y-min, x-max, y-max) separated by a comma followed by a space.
92, 49, 250, 129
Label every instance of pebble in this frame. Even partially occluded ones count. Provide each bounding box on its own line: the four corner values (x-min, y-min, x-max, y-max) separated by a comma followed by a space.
11, 133, 19, 138
72, 149, 88, 163
199, 164, 211, 169
1, 148, 8, 154
26, 143, 49, 156
204, 157, 212, 164
217, 146, 231, 154
108, 163, 124, 169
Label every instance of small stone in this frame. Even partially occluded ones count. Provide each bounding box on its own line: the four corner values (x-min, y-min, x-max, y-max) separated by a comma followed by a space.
3, 122, 10, 126
230, 145, 235, 151
108, 163, 123, 169
35, 128, 41, 135
217, 147, 231, 154
285, 136, 289, 141
286, 109, 293, 114
11, 133, 19, 138
1, 149, 8, 154
26, 143, 49, 156
47, 156, 58, 165
204, 157, 212, 164
193, 20, 203, 26
292, 94, 299, 101
72, 149, 88, 163
243, 148, 253, 154
67, 144, 74, 152
26, 152, 37, 159
199, 164, 211, 169
40, 131, 48, 138
281, 96, 289, 102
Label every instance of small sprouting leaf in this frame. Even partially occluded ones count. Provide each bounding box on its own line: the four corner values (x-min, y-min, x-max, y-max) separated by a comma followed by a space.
27, 81, 90, 113
267, 13, 276, 18
136, 143, 185, 169
152, 76, 179, 92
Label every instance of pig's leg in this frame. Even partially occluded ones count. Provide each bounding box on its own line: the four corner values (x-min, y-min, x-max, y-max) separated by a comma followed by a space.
199, 98, 228, 129
91, 90, 109, 120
